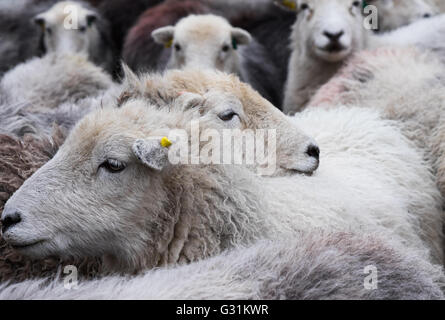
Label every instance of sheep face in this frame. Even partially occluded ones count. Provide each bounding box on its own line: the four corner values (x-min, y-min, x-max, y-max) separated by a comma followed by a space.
367, 0, 437, 31
33, 1, 101, 56
1, 105, 176, 271
121, 69, 320, 175
173, 89, 320, 175
152, 15, 251, 74
289, 0, 367, 62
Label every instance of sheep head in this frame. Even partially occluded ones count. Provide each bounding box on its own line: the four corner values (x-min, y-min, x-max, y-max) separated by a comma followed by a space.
119, 67, 320, 176
152, 14, 251, 74
278, 0, 368, 63
33, 1, 100, 56
0, 104, 192, 272
1, 100, 274, 272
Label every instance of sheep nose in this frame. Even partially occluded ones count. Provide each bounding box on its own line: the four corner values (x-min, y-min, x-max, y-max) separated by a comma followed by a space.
306, 144, 320, 161
1, 208, 22, 234
323, 30, 344, 42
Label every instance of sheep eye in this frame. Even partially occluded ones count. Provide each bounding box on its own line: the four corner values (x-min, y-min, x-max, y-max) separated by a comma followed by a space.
46, 27, 52, 35
352, 0, 361, 7
79, 25, 87, 32
300, 3, 309, 10
174, 43, 181, 51
222, 44, 230, 52
100, 159, 126, 173
218, 110, 239, 122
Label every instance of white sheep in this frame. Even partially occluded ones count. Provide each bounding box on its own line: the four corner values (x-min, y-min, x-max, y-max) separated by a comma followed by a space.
152, 14, 251, 75
280, 0, 445, 114
0, 53, 114, 111
1, 233, 443, 300
119, 67, 320, 176
150, 14, 285, 106
1, 70, 442, 273
32, 0, 115, 73
309, 46, 445, 197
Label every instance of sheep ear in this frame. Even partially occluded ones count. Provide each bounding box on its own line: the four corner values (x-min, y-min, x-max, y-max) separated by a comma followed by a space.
121, 63, 140, 89
231, 28, 251, 49
152, 26, 175, 47
274, 0, 297, 12
133, 138, 171, 171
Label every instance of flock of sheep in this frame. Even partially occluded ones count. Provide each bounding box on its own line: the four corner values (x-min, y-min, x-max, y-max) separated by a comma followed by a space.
1, 0, 445, 300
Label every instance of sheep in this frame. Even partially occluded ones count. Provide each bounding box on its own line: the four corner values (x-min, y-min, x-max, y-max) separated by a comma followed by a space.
149, 14, 286, 106
0, 53, 114, 111
0, 0, 56, 77
0, 129, 102, 284
123, 1, 291, 107
1, 233, 444, 300
32, 1, 116, 74
280, 0, 445, 114
118, 67, 320, 176
1, 70, 442, 273
366, 0, 438, 31
0, 0, 115, 77
122, 0, 211, 73
151, 14, 252, 75
309, 47, 445, 196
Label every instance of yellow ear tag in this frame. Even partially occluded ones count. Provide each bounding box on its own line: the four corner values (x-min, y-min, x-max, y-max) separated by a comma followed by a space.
161, 137, 172, 148
165, 39, 173, 48
282, 0, 296, 10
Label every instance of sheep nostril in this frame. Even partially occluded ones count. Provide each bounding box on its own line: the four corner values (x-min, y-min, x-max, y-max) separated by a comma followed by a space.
423, 13, 432, 18
306, 145, 320, 160
323, 30, 344, 41
1, 210, 22, 234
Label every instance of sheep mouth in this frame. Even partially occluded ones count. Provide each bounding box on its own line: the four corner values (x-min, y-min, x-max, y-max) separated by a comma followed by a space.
322, 42, 347, 53
10, 240, 45, 250
320, 43, 347, 53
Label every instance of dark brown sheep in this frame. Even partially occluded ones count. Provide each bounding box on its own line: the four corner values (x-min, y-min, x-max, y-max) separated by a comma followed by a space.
96, 0, 163, 55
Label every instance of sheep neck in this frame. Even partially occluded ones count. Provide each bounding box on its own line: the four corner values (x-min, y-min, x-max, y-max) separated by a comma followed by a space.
158, 164, 270, 266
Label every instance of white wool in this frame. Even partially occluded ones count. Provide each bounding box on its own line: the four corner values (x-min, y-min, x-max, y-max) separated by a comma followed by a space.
3, 93, 442, 271
282, 0, 445, 114
1, 234, 444, 300
0, 53, 113, 111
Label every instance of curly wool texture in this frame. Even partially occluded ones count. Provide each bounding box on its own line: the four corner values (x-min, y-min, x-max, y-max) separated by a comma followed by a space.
5, 95, 442, 273
0, 53, 113, 111
0, 232, 443, 300
282, 4, 445, 114
0, 130, 102, 283
309, 47, 445, 197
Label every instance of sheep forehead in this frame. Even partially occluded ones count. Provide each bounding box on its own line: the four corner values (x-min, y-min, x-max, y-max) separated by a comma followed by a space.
65, 103, 181, 155
63, 106, 146, 153
42, 1, 91, 25
175, 15, 232, 43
